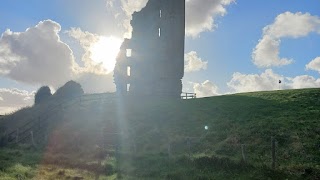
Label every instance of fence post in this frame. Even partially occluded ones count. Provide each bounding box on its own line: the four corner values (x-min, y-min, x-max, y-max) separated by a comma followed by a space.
132, 141, 137, 154
4, 131, 7, 143
95, 146, 102, 180
2, 131, 8, 145
16, 128, 19, 143
6, 131, 8, 143
100, 127, 104, 149
31, 131, 35, 147
168, 143, 172, 158
115, 145, 122, 179
38, 117, 41, 130
271, 137, 276, 169
241, 144, 246, 163
187, 138, 191, 156
44, 133, 48, 143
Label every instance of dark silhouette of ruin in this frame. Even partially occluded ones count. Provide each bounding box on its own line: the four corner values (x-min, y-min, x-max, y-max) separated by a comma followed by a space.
114, 0, 185, 98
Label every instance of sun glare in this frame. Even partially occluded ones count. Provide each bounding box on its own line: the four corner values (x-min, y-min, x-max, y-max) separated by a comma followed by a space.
89, 36, 123, 73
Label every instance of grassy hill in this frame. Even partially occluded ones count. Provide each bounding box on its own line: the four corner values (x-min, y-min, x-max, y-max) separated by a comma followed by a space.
0, 88, 319, 179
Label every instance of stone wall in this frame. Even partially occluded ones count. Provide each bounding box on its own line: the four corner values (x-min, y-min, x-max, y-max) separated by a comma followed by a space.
114, 0, 185, 98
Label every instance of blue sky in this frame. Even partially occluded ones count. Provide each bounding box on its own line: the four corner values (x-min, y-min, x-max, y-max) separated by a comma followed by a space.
0, 0, 320, 113
184, 0, 320, 93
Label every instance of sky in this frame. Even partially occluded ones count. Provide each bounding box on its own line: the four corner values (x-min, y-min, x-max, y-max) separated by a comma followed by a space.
0, 0, 320, 114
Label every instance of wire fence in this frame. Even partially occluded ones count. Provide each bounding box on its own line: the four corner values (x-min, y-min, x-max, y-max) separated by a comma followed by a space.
1, 93, 117, 146
1, 92, 197, 146
181, 92, 196, 99
2, 114, 318, 171
1, 93, 318, 172
92, 131, 319, 171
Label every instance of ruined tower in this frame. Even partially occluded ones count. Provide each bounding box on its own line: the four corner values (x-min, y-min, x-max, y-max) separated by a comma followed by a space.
114, 0, 185, 98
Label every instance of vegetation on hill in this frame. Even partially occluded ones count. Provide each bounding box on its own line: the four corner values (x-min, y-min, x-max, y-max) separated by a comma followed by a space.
54, 80, 84, 99
35, 86, 52, 105
0, 80, 84, 134
0, 88, 319, 179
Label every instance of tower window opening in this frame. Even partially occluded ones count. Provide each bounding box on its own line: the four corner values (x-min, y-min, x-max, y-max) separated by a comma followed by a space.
158, 28, 161, 37
127, 84, 130, 92
127, 66, 131, 76
126, 49, 132, 57
160, 10, 162, 18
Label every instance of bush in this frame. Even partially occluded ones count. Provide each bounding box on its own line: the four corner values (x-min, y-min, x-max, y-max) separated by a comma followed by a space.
34, 86, 52, 105
54, 80, 84, 99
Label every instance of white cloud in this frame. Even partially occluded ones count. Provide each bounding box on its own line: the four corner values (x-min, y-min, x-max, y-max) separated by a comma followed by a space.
306, 57, 320, 73
109, 0, 234, 38
228, 69, 282, 93
67, 28, 100, 50
252, 12, 320, 68
106, 0, 115, 8
186, 0, 234, 38
184, 51, 208, 72
0, 21, 117, 94
105, 0, 148, 38
0, 88, 34, 115
252, 35, 293, 67
264, 12, 320, 38
193, 80, 219, 98
120, 0, 148, 16
0, 20, 77, 88
287, 75, 320, 89
67, 28, 123, 74
67, 27, 106, 74
228, 69, 320, 93
67, 28, 118, 93
76, 72, 115, 93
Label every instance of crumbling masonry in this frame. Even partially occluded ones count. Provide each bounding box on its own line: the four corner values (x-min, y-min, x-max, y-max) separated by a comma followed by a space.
114, 0, 185, 98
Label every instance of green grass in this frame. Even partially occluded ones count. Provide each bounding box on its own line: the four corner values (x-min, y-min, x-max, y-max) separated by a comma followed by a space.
0, 145, 116, 179
0, 88, 320, 179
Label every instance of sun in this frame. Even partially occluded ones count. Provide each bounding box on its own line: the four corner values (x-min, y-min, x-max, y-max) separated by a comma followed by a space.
89, 36, 123, 73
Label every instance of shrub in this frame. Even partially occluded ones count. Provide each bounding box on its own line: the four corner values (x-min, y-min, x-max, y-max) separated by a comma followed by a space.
54, 80, 84, 99
34, 86, 52, 105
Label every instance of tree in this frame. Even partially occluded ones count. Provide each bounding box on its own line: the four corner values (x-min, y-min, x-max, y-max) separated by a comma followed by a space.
34, 86, 52, 105
54, 80, 84, 98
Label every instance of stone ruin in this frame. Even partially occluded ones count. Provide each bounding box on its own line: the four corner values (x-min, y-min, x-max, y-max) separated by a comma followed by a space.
114, 0, 185, 98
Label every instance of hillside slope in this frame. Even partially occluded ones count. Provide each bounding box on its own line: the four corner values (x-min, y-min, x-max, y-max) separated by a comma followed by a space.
0, 88, 320, 179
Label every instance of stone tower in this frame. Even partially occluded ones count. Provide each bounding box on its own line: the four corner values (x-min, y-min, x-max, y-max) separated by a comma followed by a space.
114, 0, 185, 98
